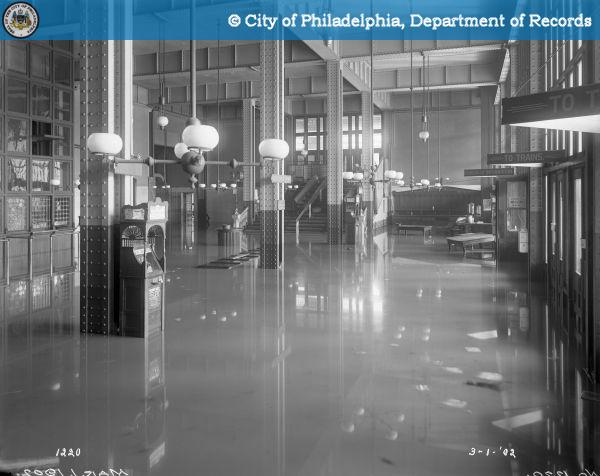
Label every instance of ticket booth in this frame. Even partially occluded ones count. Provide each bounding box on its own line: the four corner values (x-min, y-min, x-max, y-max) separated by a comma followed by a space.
119, 200, 168, 337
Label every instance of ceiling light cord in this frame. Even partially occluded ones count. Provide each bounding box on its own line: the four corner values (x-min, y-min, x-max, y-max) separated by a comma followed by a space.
216, 26, 221, 185
410, 40, 414, 189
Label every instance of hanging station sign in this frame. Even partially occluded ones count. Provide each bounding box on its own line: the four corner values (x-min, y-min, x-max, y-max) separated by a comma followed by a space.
502, 83, 600, 133
464, 168, 516, 177
487, 150, 567, 166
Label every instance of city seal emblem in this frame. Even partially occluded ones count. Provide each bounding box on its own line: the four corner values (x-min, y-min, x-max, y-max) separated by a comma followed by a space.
3, 2, 38, 38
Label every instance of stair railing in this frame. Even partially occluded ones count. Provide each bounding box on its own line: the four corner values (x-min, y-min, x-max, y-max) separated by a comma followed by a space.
295, 180, 327, 244
293, 176, 319, 206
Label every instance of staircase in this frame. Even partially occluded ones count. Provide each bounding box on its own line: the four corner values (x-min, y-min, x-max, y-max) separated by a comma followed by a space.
285, 210, 326, 234
244, 178, 328, 240
243, 210, 327, 235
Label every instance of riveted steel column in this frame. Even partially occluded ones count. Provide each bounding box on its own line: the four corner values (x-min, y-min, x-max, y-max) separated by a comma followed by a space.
528, 40, 545, 281
480, 86, 496, 194
361, 91, 374, 223
117, 40, 134, 205
242, 98, 256, 220
383, 110, 396, 224
259, 40, 285, 269
499, 82, 509, 153
593, 41, 600, 380
509, 43, 520, 153
80, 41, 118, 335
80, 39, 132, 334
326, 60, 343, 244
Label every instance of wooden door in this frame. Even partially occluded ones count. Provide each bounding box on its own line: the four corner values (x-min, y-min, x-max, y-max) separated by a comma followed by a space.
496, 178, 528, 276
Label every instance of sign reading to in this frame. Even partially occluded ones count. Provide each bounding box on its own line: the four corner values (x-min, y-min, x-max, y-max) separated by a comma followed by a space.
464, 168, 516, 177
502, 84, 600, 125
487, 150, 566, 165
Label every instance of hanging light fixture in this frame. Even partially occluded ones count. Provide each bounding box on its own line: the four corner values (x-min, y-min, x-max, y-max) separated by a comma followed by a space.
258, 139, 289, 160
418, 52, 430, 143
87, 132, 123, 155
181, 124, 219, 151
157, 115, 169, 130
409, 40, 415, 190
437, 90, 442, 189
174, 32, 219, 186
174, 142, 189, 159
156, 35, 169, 130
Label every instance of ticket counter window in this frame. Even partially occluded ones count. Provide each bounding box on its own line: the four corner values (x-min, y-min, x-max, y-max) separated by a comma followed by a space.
559, 181, 564, 261
574, 178, 582, 275
506, 181, 527, 232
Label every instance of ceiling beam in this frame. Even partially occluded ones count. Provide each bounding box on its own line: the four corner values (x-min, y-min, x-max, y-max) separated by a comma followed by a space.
341, 40, 504, 61
374, 62, 500, 92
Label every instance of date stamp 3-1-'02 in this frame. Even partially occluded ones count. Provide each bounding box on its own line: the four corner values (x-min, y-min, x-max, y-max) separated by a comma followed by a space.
468, 447, 517, 458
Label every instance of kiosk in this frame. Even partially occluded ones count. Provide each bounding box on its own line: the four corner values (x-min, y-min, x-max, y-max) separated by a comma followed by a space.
119, 200, 168, 337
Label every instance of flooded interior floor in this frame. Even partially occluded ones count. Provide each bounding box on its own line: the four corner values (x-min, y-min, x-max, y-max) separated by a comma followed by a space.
0, 232, 597, 476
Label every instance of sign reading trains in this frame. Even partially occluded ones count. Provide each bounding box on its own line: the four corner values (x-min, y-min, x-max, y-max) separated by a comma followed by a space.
464, 168, 516, 177
487, 150, 567, 165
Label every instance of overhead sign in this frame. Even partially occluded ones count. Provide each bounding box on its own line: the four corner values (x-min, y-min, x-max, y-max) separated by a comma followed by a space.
487, 150, 567, 165
464, 168, 516, 177
502, 84, 600, 133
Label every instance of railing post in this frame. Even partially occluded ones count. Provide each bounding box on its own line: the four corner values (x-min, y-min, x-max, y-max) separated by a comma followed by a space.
29, 233, 33, 280
6, 240, 9, 285
296, 220, 299, 245
309, 203, 312, 220
49, 232, 54, 276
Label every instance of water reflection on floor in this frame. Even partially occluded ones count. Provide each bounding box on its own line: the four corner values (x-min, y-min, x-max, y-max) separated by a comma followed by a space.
0, 233, 598, 476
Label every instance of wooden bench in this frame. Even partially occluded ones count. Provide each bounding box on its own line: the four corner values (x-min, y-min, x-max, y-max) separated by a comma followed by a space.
447, 233, 495, 257
396, 224, 432, 240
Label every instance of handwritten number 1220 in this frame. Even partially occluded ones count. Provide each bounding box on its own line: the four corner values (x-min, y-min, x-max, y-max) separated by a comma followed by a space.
56, 448, 81, 458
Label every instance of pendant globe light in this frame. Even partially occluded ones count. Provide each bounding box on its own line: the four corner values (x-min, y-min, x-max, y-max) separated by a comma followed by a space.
156, 34, 169, 131
435, 91, 442, 189
178, 25, 219, 186
418, 52, 430, 143
180, 2, 218, 152
410, 39, 414, 190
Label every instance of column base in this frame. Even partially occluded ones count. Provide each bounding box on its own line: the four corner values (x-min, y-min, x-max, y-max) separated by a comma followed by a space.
259, 210, 282, 269
327, 204, 343, 244
80, 224, 117, 335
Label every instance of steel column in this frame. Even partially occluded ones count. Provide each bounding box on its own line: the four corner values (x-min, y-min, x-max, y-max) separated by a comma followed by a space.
118, 40, 134, 206
480, 86, 496, 194
528, 40, 545, 281
593, 41, 600, 381
499, 82, 509, 153
259, 40, 285, 269
80, 41, 116, 334
509, 43, 520, 153
326, 60, 343, 244
80, 40, 133, 334
242, 98, 257, 219
360, 91, 374, 231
